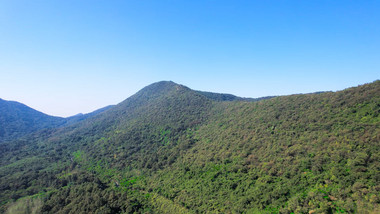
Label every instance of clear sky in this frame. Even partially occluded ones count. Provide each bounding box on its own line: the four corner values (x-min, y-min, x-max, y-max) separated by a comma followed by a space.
1, 0, 379, 117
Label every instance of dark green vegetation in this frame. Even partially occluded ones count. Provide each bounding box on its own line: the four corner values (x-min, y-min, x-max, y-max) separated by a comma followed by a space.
0, 98, 112, 143
0, 99, 66, 142
0, 80, 379, 213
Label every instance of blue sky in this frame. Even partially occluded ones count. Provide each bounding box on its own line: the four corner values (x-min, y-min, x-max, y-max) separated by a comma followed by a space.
0, 0, 379, 117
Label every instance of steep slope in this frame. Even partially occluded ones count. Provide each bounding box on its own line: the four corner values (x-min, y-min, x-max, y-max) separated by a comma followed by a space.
0, 80, 379, 213
0, 99, 66, 142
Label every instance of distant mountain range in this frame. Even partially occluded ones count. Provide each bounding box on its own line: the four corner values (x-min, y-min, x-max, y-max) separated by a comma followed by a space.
0, 98, 112, 143
0, 80, 379, 213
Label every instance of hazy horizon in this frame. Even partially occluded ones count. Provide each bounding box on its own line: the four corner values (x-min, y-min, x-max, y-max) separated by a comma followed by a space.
1, 1, 379, 117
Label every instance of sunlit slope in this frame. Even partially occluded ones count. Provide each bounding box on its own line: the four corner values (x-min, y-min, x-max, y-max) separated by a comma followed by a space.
149, 80, 379, 213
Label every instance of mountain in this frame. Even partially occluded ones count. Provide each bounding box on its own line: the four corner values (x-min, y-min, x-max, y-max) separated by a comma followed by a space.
0, 80, 379, 213
0, 99, 114, 143
0, 99, 66, 143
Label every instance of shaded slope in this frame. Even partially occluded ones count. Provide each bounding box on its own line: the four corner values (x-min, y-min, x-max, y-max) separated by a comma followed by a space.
62, 81, 214, 170
0, 99, 66, 142
0, 98, 114, 143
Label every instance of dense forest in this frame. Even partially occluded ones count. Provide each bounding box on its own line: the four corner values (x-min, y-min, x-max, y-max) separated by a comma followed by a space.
0, 80, 379, 213
0, 99, 112, 143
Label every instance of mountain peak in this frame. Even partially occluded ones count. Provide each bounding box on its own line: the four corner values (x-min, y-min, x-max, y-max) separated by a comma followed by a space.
129, 81, 189, 99
142, 80, 183, 90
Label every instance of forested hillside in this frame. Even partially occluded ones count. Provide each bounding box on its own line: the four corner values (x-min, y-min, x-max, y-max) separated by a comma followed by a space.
0, 99, 112, 143
0, 99, 67, 143
0, 81, 379, 213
